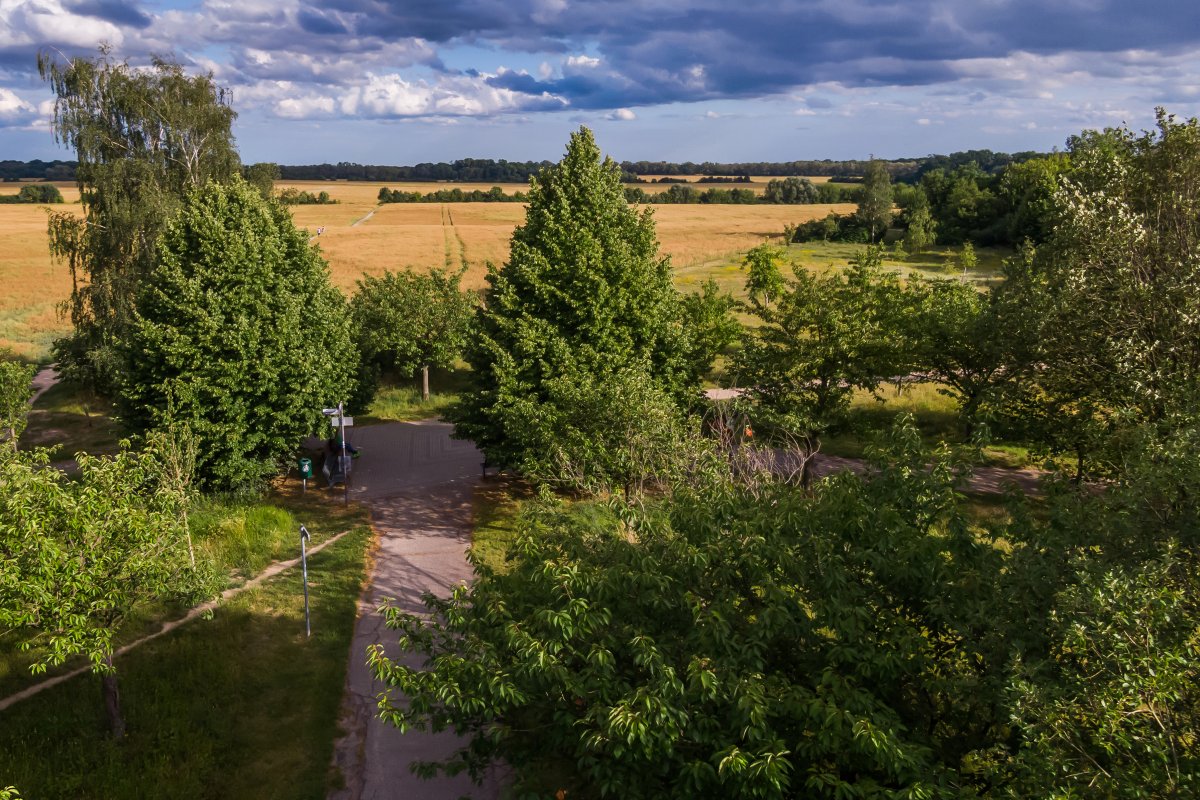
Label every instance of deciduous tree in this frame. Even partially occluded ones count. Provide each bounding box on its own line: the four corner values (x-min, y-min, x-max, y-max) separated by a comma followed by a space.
120, 179, 356, 491
0, 352, 34, 444
0, 441, 209, 738
351, 267, 476, 404
39, 49, 240, 392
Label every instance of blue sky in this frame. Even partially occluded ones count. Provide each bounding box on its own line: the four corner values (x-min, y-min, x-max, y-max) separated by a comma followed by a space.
1, 0, 1198, 163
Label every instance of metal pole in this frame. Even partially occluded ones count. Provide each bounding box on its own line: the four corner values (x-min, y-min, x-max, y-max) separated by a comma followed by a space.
300, 525, 311, 638
339, 401, 348, 506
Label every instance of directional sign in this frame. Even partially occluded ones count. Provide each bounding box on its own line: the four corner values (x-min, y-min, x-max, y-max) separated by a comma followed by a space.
330, 416, 354, 428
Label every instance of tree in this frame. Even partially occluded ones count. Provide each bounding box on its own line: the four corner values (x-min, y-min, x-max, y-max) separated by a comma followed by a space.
679, 280, 740, 384
735, 247, 908, 482
16, 184, 62, 203
39, 49, 241, 392
906, 253, 1039, 435
0, 441, 208, 738
369, 425, 1014, 797
856, 160, 894, 242
957, 241, 978, 276
0, 352, 35, 444
243, 162, 281, 200
351, 266, 476, 404
449, 127, 692, 474
901, 190, 937, 254
741, 244, 786, 306
1016, 110, 1200, 477
119, 178, 356, 491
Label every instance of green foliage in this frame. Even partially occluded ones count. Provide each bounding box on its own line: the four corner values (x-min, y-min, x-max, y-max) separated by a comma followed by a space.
39, 49, 241, 392
905, 257, 1038, 434
350, 266, 475, 407
379, 185, 529, 203
735, 247, 908, 471
0, 522, 371, 798
856, 160, 894, 242
370, 425, 1006, 797
120, 178, 357, 492
277, 186, 337, 205
0, 184, 63, 204
741, 244, 786, 306
0, 352, 35, 443
0, 440, 210, 736
450, 127, 693, 474
241, 162, 280, 199
679, 280, 740, 382
957, 241, 978, 273
901, 191, 937, 254
1009, 109, 1200, 477
762, 177, 820, 204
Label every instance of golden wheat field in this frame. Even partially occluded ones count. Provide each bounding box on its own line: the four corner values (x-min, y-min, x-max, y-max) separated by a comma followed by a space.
0, 177, 854, 360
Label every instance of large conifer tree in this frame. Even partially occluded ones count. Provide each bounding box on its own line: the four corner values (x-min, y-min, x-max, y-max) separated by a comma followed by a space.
450, 127, 692, 471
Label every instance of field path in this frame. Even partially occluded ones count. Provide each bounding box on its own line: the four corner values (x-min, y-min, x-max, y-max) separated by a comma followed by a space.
351, 206, 379, 227
329, 421, 502, 800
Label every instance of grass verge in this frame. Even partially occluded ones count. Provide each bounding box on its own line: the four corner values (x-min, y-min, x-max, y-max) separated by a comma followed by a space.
471, 475, 531, 574
0, 493, 372, 799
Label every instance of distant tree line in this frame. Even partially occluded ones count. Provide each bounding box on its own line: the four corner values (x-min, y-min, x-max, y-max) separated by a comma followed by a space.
378, 186, 529, 203
0, 159, 76, 181
377, 178, 860, 206
0, 184, 64, 204
277, 187, 338, 205
3, 151, 1050, 185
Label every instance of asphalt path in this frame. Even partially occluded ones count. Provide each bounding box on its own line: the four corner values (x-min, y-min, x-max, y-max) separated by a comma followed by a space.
328, 421, 502, 800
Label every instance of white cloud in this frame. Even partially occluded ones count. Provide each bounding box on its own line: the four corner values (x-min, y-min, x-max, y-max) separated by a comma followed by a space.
0, 87, 33, 117
607, 107, 636, 120
566, 54, 601, 69
0, 0, 125, 49
916, 117, 931, 125
275, 94, 336, 118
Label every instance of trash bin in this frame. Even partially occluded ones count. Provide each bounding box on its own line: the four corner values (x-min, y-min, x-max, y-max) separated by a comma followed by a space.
298, 458, 313, 480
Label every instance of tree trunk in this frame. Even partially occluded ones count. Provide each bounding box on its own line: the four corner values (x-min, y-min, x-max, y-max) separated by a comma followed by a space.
421, 365, 430, 402
101, 652, 125, 740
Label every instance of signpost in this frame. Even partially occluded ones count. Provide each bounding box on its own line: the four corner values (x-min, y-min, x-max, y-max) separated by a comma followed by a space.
322, 403, 351, 506
300, 525, 312, 638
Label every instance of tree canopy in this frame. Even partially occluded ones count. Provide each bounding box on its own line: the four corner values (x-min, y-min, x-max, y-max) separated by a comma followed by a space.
40, 49, 241, 391
119, 178, 356, 491
450, 127, 694, 476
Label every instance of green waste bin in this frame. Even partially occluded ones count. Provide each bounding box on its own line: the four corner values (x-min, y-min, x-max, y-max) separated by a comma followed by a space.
298, 458, 313, 479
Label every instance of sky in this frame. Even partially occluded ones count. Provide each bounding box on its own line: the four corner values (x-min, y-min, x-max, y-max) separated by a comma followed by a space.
1, 0, 1198, 164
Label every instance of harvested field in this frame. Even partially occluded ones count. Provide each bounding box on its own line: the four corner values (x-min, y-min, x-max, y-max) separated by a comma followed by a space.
0, 173, 858, 359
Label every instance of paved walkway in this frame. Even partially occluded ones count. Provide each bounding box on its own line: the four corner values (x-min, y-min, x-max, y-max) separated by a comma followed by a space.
329, 421, 502, 800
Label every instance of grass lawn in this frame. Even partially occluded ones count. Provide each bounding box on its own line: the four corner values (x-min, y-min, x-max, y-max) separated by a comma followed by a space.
358, 365, 471, 423
821, 381, 1036, 468
470, 475, 532, 574
0, 491, 372, 799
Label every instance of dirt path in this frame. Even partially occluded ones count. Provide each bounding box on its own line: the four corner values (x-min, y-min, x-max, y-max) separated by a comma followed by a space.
329, 421, 501, 800
29, 365, 59, 405
351, 206, 379, 227
0, 526, 357, 713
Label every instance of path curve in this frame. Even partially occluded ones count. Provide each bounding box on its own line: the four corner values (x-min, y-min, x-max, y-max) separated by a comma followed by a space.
329, 421, 502, 800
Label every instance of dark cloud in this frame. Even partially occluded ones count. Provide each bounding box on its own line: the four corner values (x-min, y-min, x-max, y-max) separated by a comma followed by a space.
297, 9, 349, 36
69, 0, 152, 29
